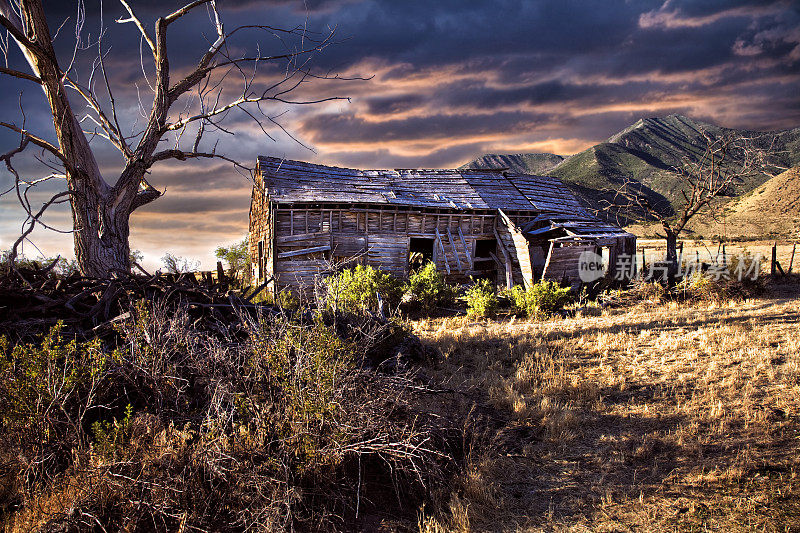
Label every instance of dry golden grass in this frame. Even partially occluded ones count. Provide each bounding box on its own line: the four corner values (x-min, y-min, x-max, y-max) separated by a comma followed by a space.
415, 295, 800, 532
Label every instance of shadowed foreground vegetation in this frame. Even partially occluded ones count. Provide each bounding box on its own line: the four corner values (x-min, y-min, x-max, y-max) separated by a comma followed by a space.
0, 298, 452, 531
2, 262, 800, 531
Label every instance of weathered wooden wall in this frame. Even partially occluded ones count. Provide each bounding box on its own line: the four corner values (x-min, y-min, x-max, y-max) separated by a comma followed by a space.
248, 173, 273, 286
542, 244, 595, 283
263, 204, 544, 292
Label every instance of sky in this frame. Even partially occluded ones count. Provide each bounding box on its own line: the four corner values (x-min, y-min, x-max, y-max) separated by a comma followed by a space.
0, 0, 798, 270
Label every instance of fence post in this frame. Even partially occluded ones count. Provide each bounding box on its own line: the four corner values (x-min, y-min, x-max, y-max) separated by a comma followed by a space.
641, 249, 646, 279
771, 243, 777, 276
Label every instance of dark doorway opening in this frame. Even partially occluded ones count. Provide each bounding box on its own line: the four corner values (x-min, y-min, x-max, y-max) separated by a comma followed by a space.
409, 237, 435, 271
474, 239, 497, 259
473, 238, 498, 272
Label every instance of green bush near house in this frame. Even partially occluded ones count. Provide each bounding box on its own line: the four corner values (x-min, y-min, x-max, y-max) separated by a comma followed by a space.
465, 278, 498, 318
323, 264, 405, 313
404, 262, 456, 312
507, 280, 572, 317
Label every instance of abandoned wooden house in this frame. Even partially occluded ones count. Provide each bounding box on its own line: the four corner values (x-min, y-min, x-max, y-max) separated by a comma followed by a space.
249, 157, 635, 294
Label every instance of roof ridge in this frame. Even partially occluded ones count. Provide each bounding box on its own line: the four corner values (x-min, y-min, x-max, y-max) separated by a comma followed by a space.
259, 156, 558, 177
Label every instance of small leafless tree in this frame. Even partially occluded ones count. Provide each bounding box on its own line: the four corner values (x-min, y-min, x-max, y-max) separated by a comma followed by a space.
604, 131, 773, 279
0, 0, 346, 277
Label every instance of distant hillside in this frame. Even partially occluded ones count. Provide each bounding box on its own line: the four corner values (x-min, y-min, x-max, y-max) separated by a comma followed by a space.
459, 153, 564, 175
686, 165, 800, 239
463, 115, 800, 222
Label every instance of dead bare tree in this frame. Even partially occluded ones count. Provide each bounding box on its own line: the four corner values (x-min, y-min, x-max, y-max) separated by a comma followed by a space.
604, 131, 772, 280
0, 0, 346, 277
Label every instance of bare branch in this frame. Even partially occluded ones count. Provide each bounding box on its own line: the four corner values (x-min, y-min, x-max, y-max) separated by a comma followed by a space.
150, 148, 251, 172
163, 0, 212, 25
116, 0, 156, 56
0, 65, 41, 83
0, 121, 68, 165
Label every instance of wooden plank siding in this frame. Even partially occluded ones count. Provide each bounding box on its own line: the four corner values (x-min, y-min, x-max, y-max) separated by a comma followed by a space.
542, 245, 596, 283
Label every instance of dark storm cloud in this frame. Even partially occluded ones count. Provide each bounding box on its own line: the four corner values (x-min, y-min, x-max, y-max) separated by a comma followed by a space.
303, 0, 649, 75
1, 0, 799, 266
149, 163, 253, 192
364, 94, 425, 115
653, 0, 788, 18
303, 110, 554, 144
324, 141, 491, 169
142, 191, 249, 214
439, 80, 602, 110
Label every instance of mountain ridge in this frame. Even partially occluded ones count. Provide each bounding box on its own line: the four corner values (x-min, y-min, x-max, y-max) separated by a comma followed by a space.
462, 114, 800, 224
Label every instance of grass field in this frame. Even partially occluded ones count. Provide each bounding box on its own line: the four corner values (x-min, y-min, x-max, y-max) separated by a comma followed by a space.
415, 288, 800, 531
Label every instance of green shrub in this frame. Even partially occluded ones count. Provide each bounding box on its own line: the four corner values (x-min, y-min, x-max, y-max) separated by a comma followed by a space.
676, 272, 715, 296
404, 262, 455, 311
465, 279, 498, 318
507, 281, 571, 317
0, 322, 119, 436
245, 314, 358, 468
214, 237, 250, 285
92, 404, 134, 460
323, 264, 404, 313
275, 287, 300, 309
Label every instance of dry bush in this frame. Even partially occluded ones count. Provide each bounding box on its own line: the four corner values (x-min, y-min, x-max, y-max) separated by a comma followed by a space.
1, 301, 450, 531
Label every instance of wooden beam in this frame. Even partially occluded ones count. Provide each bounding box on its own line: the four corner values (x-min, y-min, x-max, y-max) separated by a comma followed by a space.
435, 228, 451, 274
277, 245, 331, 259
447, 227, 462, 271
493, 222, 513, 289
458, 226, 472, 267
497, 208, 522, 232
276, 231, 329, 244
541, 241, 555, 281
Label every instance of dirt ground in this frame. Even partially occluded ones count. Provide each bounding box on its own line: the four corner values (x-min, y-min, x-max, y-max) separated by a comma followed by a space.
414, 288, 800, 531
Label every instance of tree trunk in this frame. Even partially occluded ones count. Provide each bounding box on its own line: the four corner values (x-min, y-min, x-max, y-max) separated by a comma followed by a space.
72, 184, 132, 277
665, 230, 678, 286
11, 0, 131, 277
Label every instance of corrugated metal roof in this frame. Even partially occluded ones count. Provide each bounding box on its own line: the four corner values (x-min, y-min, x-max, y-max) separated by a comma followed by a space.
257, 156, 594, 217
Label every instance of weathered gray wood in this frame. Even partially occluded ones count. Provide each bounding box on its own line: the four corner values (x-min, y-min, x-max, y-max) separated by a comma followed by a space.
435, 228, 451, 274
276, 231, 329, 244
497, 208, 534, 288
458, 226, 472, 267
447, 228, 462, 271
253, 157, 632, 293
541, 242, 555, 281
493, 222, 513, 290
277, 245, 331, 259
